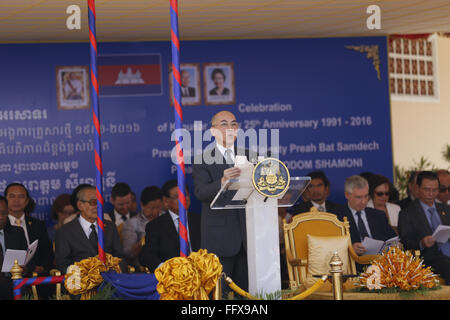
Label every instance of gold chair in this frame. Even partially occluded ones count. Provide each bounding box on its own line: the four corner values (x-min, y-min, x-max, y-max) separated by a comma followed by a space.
283, 207, 377, 292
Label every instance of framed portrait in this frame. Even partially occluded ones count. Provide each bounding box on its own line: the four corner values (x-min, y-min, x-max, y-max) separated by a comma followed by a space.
169, 63, 201, 106
56, 66, 90, 110
203, 62, 235, 105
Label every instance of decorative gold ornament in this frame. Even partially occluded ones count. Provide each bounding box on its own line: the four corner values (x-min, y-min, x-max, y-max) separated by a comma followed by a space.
64, 253, 122, 299
154, 249, 222, 300
345, 45, 381, 80
252, 158, 290, 198
359, 246, 439, 291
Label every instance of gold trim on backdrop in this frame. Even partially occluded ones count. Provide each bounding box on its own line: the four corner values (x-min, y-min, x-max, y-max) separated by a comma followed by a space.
346, 45, 381, 80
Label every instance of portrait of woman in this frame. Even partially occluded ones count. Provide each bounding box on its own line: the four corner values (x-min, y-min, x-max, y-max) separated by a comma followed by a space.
204, 62, 235, 105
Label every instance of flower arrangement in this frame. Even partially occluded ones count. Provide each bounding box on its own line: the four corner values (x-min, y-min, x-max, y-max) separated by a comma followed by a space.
154, 249, 222, 300
64, 254, 122, 299
358, 245, 440, 292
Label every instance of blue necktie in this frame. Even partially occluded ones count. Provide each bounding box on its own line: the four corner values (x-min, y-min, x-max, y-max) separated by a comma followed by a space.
428, 207, 450, 257
356, 211, 369, 240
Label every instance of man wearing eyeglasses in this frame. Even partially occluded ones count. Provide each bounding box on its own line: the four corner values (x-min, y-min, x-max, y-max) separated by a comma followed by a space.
398, 171, 450, 284
192, 110, 251, 295
55, 185, 126, 273
436, 170, 450, 205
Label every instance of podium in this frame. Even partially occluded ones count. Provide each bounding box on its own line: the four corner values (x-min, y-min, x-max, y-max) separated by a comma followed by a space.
211, 157, 310, 296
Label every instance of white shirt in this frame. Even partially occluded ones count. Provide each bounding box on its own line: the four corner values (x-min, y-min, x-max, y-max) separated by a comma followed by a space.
311, 200, 326, 211
367, 199, 401, 227
114, 209, 130, 227
348, 205, 373, 239
8, 214, 30, 245
78, 215, 98, 239
216, 143, 235, 164
168, 210, 192, 251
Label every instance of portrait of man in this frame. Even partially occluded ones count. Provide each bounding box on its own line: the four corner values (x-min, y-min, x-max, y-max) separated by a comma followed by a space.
56, 66, 90, 110
169, 63, 201, 106
204, 62, 235, 105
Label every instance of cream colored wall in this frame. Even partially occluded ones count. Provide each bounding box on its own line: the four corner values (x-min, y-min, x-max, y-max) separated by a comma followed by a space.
391, 35, 450, 171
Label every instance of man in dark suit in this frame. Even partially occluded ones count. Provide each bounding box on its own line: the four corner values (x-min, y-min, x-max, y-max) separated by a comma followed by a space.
139, 180, 200, 272
192, 110, 252, 295
55, 185, 126, 273
106, 182, 138, 227
398, 171, 450, 284
0, 196, 28, 299
339, 175, 396, 269
180, 70, 196, 98
398, 171, 419, 209
290, 170, 342, 217
5, 183, 54, 274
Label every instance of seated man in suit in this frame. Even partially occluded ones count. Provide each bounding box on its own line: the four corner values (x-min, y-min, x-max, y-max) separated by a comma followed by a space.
5, 183, 54, 275
55, 185, 126, 273
339, 175, 396, 270
0, 196, 28, 299
139, 180, 200, 272
106, 182, 137, 228
398, 171, 419, 210
290, 170, 342, 217
122, 186, 163, 268
398, 171, 450, 284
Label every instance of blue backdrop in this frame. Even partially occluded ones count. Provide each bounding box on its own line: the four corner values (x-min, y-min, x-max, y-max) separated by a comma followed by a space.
0, 36, 392, 225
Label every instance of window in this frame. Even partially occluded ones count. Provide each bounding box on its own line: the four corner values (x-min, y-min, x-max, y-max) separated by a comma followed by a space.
388, 35, 439, 102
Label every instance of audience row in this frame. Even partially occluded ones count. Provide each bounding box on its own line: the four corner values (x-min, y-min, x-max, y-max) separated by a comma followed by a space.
0, 168, 449, 299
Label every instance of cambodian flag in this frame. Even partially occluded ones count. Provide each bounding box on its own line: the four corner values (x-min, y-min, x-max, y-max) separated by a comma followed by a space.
98, 54, 162, 97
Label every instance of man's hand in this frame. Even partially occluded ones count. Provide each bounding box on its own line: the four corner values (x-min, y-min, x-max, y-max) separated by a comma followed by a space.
353, 242, 367, 255
421, 235, 435, 248
221, 167, 241, 186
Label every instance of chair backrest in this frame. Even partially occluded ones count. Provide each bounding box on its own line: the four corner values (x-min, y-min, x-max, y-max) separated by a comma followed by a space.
283, 208, 356, 290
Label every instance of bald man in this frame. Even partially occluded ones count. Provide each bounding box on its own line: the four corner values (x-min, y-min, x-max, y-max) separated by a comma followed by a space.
192, 110, 250, 295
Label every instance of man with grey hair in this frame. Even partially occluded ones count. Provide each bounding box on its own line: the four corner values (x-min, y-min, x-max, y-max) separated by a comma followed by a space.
340, 175, 397, 263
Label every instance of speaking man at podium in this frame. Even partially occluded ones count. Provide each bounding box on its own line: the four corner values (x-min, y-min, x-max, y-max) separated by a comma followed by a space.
192, 110, 249, 295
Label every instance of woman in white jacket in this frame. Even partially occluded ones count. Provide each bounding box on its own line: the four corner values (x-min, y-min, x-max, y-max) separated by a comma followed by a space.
367, 174, 401, 233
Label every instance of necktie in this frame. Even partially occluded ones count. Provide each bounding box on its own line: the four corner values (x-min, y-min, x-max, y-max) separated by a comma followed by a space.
318, 205, 325, 212
16, 218, 22, 227
121, 215, 127, 222
89, 224, 98, 251
427, 208, 450, 257
427, 207, 441, 232
356, 211, 369, 240
224, 149, 234, 166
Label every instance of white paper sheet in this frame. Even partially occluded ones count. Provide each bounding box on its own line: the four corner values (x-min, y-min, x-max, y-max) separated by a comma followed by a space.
1, 249, 26, 272
362, 236, 400, 255
432, 225, 450, 243
362, 237, 384, 255
1, 239, 39, 272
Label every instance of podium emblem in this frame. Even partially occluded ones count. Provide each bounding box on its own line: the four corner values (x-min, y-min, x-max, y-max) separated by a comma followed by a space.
252, 158, 290, 198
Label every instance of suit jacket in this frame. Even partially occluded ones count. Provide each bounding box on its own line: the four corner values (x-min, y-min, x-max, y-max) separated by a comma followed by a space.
0, 225, 27, 299
181, 86, 196, 97
139, 212, 201, 272
290, 200, 343, 217
54, 217, 125, 273
3, 224, 28, 252
12, 215, 54, 272
398, 196, 414, 210
339, 205, 397, 244
192, 145, 256, 257
398, 199, 450, 261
